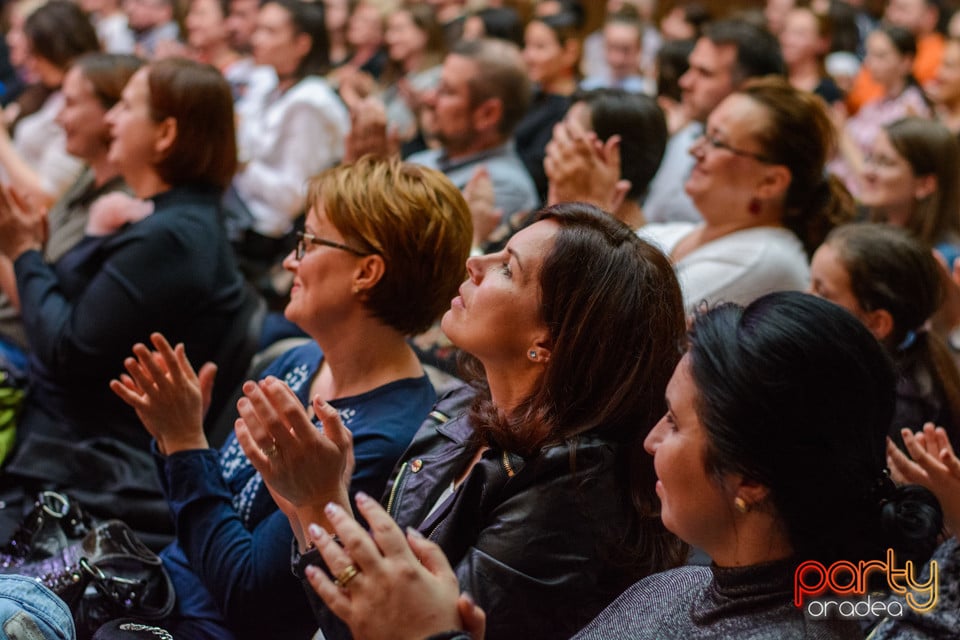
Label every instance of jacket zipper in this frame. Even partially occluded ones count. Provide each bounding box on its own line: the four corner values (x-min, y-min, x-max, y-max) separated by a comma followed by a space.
385, 461, 408, 517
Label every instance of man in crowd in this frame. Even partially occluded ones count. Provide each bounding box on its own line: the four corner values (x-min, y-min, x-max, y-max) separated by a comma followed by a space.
643, 19, 784, 224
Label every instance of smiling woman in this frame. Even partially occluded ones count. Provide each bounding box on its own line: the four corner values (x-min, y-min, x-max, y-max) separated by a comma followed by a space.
234, 202, 689, 639
640, 76, 854, 312
291, 292, 945, 640
111, 156, 472, 639
0, 53, 141, 360
0, 57, 249, 555
0, 0, 100, 207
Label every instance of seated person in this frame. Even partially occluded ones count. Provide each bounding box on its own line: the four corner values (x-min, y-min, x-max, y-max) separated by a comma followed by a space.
303, 292, 944, 640
111, 156, 472, 639
236, 203, 690, 639
0, 58, 247, 544
809, 223, 960, 451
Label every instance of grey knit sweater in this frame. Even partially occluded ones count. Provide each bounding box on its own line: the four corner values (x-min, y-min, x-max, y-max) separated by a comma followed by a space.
572, 559, 863, 640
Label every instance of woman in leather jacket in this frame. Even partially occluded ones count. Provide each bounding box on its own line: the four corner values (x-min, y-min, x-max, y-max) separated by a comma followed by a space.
234, 202, 689, 639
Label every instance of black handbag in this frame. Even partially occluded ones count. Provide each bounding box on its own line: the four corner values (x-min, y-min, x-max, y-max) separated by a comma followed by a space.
0, 491, 174, 639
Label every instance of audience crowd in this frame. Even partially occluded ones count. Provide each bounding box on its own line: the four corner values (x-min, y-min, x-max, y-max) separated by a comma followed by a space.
1, 0, 960, 638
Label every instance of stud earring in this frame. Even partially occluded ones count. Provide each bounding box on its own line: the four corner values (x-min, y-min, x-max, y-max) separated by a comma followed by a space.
528, 350, 538, 361
734, 497, 750, 514
352, 285, 360, 294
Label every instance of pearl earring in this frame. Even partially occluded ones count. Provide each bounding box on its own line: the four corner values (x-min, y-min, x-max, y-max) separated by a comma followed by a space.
528, 350, 538, 361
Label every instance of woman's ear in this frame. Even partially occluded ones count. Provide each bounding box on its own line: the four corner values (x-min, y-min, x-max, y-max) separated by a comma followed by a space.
352, 254, 386, 294
153, 116, 177, 159
914, 174, 937, 201
294, 32, 313, 65
561, 38, 581, 70
862, 308, 895, 342
526, 335, 553, 364
731, 476, 771, 513
756, 165, 792, 201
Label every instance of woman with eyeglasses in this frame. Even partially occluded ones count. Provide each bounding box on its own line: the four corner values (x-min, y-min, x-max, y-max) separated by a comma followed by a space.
232, 202, 689, 640
639, 76, 854, 313
858, 117, 960, 271
111, 156, 472, 639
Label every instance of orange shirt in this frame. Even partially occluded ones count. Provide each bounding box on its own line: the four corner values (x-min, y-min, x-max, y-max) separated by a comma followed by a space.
845, 32, 945, 114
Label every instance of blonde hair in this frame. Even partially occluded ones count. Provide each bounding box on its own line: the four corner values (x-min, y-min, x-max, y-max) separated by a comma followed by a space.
308, 156, 473, 335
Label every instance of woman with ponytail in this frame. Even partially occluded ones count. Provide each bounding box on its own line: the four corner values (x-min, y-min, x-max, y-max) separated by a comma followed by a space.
810, 223, 960, 451
291, 292, 944, 640
641, 76, 854, 313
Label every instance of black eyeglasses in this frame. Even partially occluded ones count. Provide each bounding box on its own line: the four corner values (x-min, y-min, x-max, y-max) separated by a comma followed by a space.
295, 231, 371, 259
696, 132, 773, 164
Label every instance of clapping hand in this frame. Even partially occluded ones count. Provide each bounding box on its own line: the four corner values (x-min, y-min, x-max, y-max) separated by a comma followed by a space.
544, 118, 630, 216
887, 423, 960, 537
234, 378, 354, 539
110, 333, 215, 454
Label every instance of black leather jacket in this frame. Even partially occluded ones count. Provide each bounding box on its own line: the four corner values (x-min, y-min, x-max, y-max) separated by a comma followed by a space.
299, 385, 644, 640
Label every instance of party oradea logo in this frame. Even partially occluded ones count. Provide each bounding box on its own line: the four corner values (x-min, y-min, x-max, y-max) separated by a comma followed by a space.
794, 550, 938, 619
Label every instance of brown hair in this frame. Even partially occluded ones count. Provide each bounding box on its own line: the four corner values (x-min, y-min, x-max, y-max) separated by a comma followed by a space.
24, 0, 99, 72
381, 2, 446, 83
309, 156, 472, 335
827, 223, 960, 445
874, 117, 960, 250
467, 202, 688, 575
72, 53, 143, 110
451, 38, 531, 137
740, 76, 854, 256
146, 58, 237, 190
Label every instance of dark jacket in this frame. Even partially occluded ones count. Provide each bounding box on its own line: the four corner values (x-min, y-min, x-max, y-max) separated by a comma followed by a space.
299, 384, 645, 640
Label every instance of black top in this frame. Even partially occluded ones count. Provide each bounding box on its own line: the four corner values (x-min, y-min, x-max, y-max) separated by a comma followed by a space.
514, 90, 572, 202
15, 183, 245, 446
298, 384, 659, 640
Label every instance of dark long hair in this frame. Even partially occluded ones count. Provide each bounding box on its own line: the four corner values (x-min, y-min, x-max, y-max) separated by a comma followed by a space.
465, 202, 688, 574
267, 0, 331, 78
688, 292, 942, 566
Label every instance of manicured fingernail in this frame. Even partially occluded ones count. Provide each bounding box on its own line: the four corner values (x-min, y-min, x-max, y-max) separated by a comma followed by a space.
462, 591, 475, 605
355, 491, 370, 505
406, 527, 424, 539
325, 502, 343, 517
305, 565, 319, 579
308, 523, 325, 540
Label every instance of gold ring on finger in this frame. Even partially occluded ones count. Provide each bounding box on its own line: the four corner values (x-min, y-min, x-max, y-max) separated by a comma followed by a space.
334, 563, 360, 588
260, 442, 278, 457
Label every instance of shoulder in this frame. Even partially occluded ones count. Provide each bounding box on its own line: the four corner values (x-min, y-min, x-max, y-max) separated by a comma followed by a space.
573, 567, 709, 639
259, 341, 323, 395
638, 222, 697, 253
407, 149, 442, 170
289, 77, 345, 108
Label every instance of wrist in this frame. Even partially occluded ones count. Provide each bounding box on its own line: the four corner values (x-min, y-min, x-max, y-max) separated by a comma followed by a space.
7, 241, 40, 262
161, 434, 210, 454
295, 488, 351, 534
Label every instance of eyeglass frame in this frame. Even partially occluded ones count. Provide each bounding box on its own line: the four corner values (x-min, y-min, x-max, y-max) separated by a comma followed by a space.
695, 131, 774, 164
294, 231, 373, 260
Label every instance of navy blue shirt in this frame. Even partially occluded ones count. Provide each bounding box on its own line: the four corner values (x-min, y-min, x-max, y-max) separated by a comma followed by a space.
158, 342, 435, 639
